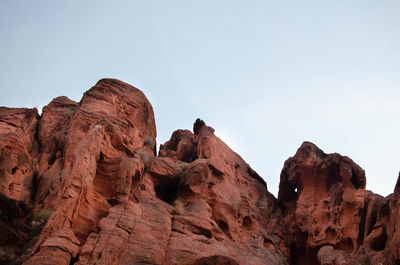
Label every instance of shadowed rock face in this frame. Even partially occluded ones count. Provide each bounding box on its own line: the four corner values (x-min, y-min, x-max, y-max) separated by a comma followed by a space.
0, 78, 399, 264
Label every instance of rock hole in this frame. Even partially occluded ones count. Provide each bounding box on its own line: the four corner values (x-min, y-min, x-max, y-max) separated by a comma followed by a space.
263, 238, 275, 253
242, 216, 252, 229
192, 227, 212, 238
180, 147, 195, 163
370, 230, 388, 251
107, 198, 119, 206
11, 166, 18, 174
217, 220, 228, 232
154, 179, 179, 205
290, 243, 319, 265
350, 170, 361, 189
69, 254, 79, 265
216, 219, 232, 240
325, 170, 341, 192
190, 153, 198, 163
48, 153, 56, 166
93, 156, 119, 203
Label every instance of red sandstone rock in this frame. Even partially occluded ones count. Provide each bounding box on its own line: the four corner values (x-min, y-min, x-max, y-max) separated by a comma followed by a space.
0, 107, 39, 263
159, 129, 195, 162
279, 142, 391, 264
0, 107, 39, 204
34, 96, 78, 210
387, 173, 400, 265
1, 79, 399, 265
24, 79, 156, 265
72, 118, 288, 264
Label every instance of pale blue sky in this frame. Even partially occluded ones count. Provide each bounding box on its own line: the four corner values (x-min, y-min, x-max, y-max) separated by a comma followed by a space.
1, 1, 399, 196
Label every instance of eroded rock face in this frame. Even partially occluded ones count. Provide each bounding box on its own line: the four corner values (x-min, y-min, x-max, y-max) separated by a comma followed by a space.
278, 142, 391, 265
34, 96, 78, 210
387, 174, 400, 265
0, 79, 399, 264
22, 79, 156, 265
0, 107, 39, 204
73, 119, 288, 265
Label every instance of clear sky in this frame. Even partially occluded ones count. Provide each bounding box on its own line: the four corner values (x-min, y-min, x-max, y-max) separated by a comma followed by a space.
1, 1, 399, 197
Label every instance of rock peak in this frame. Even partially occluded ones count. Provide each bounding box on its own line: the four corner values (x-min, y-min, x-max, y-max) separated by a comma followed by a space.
193, 118, 205, 134
193, 118, 215, 135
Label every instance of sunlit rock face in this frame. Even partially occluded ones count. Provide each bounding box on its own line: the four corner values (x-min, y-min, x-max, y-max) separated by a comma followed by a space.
0, 78, 398, 265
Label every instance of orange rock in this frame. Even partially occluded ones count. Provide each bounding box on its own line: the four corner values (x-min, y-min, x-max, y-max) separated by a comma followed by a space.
387, 173, 400, 264
1, 79, 400, 264
279, 142, 391, 264
24, 79, 156, 264
70, 117, 288, 264
0, 107, 39, 204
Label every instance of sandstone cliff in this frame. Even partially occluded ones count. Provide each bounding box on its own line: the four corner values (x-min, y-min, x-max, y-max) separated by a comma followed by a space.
0, 79, 398, 265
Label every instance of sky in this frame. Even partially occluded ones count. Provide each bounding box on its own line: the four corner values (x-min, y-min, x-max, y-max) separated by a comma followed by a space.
0, 1, 399, 197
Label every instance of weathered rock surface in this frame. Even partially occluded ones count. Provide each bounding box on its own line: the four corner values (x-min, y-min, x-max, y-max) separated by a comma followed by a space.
25, 79, 156, 265
0, 107, 39, 204
0, 78, 399, 264
70, 118, 288, 265
387, 174, 400, 265
278, 142, 392, 265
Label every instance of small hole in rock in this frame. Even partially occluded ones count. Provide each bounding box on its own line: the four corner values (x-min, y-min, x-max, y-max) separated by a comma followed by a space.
264, 238, 275, 253
217, 220, 231, 239
11, 166, 18, 174
290, 243, 319, 265
154, 179, 179, 205
107, 198, 119, 206
242, 216, 253, 229
48, 154, 56, 166
350, 172, 361, 189
370, 230, 388, 251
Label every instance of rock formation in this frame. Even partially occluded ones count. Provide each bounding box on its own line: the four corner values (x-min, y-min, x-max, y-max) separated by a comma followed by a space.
0, 78, 398, 265
278, 142, 392, 264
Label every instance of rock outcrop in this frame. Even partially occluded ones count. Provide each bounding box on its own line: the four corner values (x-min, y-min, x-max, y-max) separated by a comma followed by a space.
0, 78, 399, 264
278, 142, 392, 265
0, 107, 39, 204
